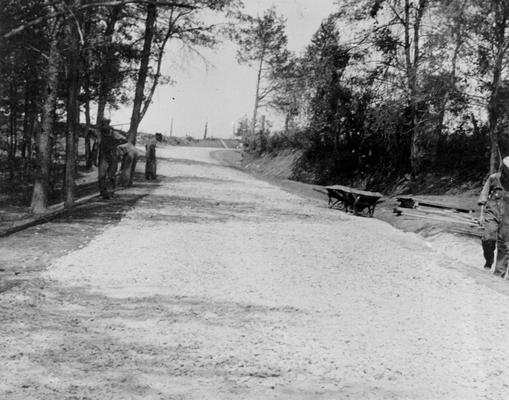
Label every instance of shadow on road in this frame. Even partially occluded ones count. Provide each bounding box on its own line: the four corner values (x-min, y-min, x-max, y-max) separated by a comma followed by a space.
0, 175, 152, 291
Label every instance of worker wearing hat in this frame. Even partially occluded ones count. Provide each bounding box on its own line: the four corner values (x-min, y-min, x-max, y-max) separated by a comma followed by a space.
479, 156, 509, 277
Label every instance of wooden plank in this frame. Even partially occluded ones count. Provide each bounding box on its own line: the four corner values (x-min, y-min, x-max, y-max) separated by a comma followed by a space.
410, 205, 477, 222
393, 207, 479, 226
325, 185, 383, 199
325, 184, 352, 192
396, 196, 474, 214
448, 228, 483, 238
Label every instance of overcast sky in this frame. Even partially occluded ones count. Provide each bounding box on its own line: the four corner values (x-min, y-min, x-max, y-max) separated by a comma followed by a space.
110, 0, 338, 138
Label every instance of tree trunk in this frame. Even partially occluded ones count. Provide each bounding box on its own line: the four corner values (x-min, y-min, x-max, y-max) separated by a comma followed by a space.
405, 0, 419, 173
432, 39, 462, 166
121, 3, 157, 185
284, 113, 290, 135
7, 79, 18, 182
82, 13, 94, 169
139, 10, 176, 122
329, 68, 340, 158
251, 50, 265, 136
64, 19, 81, 209
84, 94, 93, 169
488, 85, 501, 174
127, 3, 157, 144
22, 77, 30, 160
31, 23, 61, 214
8, 98, 17, 181
22, 78, 36, 178
259, 114, 266, 152
488, 7, 507, 174
409, 0, 427, 174
96, 5, 121, 125
433, 3, 464, 163
96, 98, 106, 125
399, 0, 428, 173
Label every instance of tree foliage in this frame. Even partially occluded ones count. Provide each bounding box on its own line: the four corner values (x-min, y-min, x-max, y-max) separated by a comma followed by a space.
0, 0, 240, 212
242, 0, 509, 189
234, 7, 290, 138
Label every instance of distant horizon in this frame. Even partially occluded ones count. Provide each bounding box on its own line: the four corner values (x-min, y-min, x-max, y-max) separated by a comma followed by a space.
136, 129, 242, 141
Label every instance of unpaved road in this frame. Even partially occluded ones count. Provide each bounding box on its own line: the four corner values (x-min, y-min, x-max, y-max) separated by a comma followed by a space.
2, 146, 509, 400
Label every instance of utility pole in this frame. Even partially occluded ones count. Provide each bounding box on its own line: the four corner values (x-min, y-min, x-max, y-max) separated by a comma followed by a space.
203, 121, 208, 139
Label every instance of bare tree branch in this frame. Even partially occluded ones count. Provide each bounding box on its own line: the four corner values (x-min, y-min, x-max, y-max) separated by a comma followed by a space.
2, 0, 196, 38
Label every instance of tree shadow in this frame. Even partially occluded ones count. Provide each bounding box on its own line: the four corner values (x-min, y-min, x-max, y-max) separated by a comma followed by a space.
129, 193, 317, 224
0, 285, 305, 398
0, 190, 149, 276
159, 175, 238, 185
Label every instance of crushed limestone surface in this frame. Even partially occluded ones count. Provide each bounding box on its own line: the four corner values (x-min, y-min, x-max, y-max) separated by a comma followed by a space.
2, 146, 509, 399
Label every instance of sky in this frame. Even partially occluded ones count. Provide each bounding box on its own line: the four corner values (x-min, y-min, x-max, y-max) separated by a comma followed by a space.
110, 0, 338, 139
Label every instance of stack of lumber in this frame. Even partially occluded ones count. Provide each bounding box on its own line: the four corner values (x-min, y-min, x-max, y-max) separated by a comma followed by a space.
393, 196, 482, 236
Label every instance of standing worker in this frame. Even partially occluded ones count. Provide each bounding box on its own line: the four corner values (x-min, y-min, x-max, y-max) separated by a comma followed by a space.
479, 156, 509, 277
145, 133, 162, 180
118, 142, 138, 187
97, 118, 119, 199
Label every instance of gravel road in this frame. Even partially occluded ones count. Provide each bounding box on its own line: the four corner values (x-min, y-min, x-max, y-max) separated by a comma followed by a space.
2, 146, 509, 399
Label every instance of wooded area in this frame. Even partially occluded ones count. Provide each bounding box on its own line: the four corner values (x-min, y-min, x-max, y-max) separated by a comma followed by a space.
3, 0, 509, 216
235, 1, 509, 189
0, 0, 238, 213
